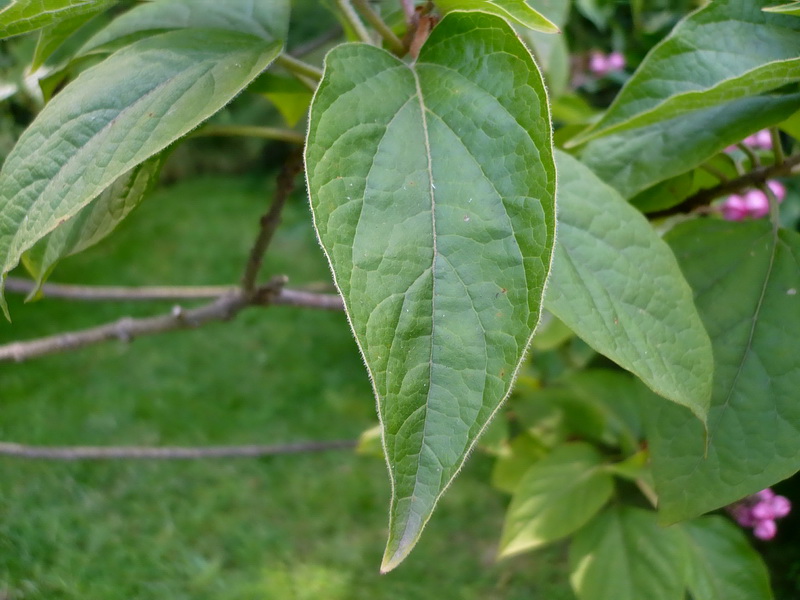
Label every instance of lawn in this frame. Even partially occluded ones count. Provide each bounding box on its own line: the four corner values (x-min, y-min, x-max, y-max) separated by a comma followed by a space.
0, 171, 572, 599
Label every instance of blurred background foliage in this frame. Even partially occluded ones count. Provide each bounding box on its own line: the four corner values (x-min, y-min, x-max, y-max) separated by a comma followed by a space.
1, 0, 799, 597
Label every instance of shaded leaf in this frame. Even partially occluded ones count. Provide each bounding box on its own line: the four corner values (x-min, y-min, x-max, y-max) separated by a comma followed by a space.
764, 0, 800, 15
499, 442, 614, 557
650, 219, 800, 522
30, 7, 102, 71
545, 151, 712, 419
0, 30, 282, 317
679, 516, 773, 600
569, 506, 687, 600
490, 432, 548, 494
305, 12, 556, 572
571, 0, 800, 144
79, 0, 290, 54
0, 0, 115, 40
580, 92, 800, 199
435, 0, 559, 32
22, 154, 166, 292
249, 72, 312, 127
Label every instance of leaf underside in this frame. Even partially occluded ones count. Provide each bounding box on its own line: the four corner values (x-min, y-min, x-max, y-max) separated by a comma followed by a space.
305, 12, 556, 571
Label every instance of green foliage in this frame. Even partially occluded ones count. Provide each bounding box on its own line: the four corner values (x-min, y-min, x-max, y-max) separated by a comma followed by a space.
650, 219, 800, 522
0, 0, 115, 39
434, 0, 559, 32
0, 0, 799, 596
680, 516, 774, 600
569, 506, 687, 600
499, 442, 614, 557
547, 151, 712, 416
305, 12, 556, 571
571, 0, 800, 144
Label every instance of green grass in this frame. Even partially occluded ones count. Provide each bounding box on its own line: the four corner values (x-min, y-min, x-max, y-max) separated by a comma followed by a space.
0, 174, 572, 599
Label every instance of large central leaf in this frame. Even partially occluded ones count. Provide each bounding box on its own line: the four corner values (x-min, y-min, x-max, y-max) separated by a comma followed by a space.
305, 12, 555, 571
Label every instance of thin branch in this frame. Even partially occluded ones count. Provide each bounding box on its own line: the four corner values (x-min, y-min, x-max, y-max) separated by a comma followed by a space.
352, 0, 405, 54
736, 142, 760, 169
193, 125, 304, 145
290, 26, 344, 57
698, 162, 729, 183
336, 0, 373, 44
275, 54, 323, 82
0, 439, 356, 460
242, 151, 304, 293
651, 153, 800, 219
771, 127, 785, 166
3, 277, 342, 308
0, 279, 344, 364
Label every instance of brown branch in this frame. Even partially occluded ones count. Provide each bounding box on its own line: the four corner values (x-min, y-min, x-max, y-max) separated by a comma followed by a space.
651, 153, 800, 219
242, 151, 304, 293
0, 278, 344, 363
3, 277, 343, 309
4, 278, 234, 301
0, 439, 356, 460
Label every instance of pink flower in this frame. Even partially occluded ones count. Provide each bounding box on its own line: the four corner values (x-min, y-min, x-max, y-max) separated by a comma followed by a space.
606, 51, 625, 71
727, 488, 791, 541
588, 51, 625, 77
743, 130, 773, 150
588, 51, 608, 75
767, 180, 786, 202
721, 194, 749, 221
754, 519, 777, 540
742, 189, 770, 219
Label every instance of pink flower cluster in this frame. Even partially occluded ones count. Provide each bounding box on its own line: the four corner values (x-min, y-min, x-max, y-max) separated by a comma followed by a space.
725, 129, 774, 153
720, 180, 786, 221
588, 50, 625, 77
728, 488, 791, 540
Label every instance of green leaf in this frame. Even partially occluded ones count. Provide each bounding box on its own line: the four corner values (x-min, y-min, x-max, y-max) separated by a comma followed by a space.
21, 154, 166, 293
0, 30, 282, 317
764, 1, 800, 15
570, 0, 800, 145
650, 219, 800, 522
569, 506, 687, 600
249, 72, 312, 127
0, 0, 115, 40
545, 151, 712, 419
434, 0, 559, 32
678, 516, 773, 600
580, 92, 800, 199
499, 442, 614, 557
491, 432, 548, 494
305, 12, 556, 572
79, 0, 290, 54
30, 7, 102, 71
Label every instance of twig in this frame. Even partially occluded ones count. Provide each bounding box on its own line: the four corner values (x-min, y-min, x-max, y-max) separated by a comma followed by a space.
0, 439, 356, 460
0, 279, 344, 363
352, 0, 405, 54
275, 54, 323, 82
3, 277, 343, 308
771, 127, 785, 166
336, 0, 373, 44
698, 163, 729, 183
242, 151, 304, 293
193, 125, 304, 145
290, 26, 343, 57
651, 153, 800, 219
736, 142, 760, 169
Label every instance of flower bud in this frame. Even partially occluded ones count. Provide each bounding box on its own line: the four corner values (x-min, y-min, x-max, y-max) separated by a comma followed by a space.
754, 519, 777, 540
743, 189, 769, 219
721, 194, 748, 221
767, 180, 786, 202
606, 51, 625, 71
589, 51, 609, 76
